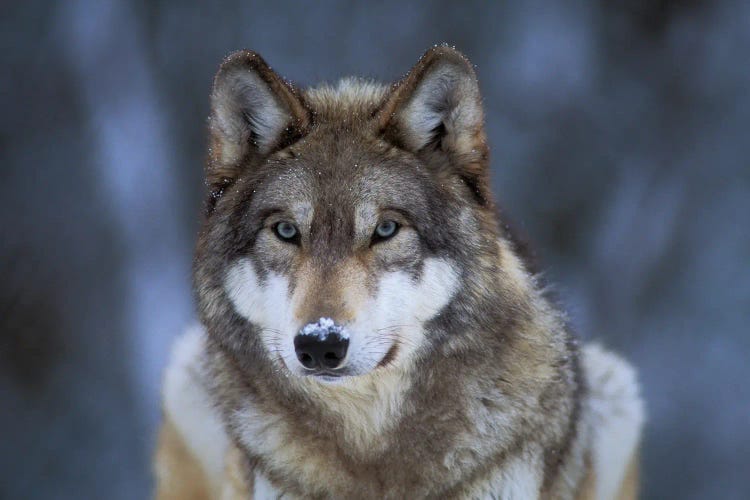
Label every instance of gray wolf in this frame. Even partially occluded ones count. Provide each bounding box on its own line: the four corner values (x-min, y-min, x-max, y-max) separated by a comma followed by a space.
154, 46, 643, 499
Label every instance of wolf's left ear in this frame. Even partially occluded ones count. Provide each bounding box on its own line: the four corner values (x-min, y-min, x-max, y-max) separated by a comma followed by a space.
377, 46, 490, 204
208, 50, 310, 186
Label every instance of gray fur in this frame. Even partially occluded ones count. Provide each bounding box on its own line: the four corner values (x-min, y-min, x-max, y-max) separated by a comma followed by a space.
157, 46, 643, 500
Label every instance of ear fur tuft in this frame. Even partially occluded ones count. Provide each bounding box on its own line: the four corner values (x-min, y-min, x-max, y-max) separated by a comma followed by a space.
207, 50, 310, 187
378, 46, 491, 204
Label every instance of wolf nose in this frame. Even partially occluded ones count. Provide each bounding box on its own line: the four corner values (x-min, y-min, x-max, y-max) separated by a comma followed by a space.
294, 319, 349, 370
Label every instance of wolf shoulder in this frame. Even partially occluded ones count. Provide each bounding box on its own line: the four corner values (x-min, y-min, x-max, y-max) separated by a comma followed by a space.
155, 325, 230, 499
578, 343, 644, 500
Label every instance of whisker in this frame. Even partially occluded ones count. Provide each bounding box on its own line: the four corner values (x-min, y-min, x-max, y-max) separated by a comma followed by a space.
375, 324, 417, 332
259, 327, 283, 334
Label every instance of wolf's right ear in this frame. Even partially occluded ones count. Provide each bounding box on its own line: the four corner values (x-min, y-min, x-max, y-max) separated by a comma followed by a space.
208, 51, 310, 186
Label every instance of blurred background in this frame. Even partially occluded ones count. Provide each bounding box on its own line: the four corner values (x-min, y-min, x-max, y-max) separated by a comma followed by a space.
1, 1, 748, 498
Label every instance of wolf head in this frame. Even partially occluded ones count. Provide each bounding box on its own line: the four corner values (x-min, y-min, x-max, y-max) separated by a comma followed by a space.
195, 46, 512, 386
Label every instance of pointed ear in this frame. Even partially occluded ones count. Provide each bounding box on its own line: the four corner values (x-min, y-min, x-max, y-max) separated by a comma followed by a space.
377, 46, 491, 205
207, 50, 310, 185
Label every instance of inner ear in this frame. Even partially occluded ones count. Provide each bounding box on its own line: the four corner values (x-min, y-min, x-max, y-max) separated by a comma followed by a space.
207, 50, 310, 190
425, 122, 447, 151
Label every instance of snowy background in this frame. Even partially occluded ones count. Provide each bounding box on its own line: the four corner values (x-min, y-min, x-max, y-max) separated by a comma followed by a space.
1, 1, 748, 498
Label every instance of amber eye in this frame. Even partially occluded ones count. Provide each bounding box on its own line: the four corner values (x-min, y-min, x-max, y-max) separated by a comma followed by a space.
372, 220, 399, 243
274, 221, 299, 243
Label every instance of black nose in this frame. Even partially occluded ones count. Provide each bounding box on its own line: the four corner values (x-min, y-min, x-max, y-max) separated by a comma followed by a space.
294, 319, 349, 370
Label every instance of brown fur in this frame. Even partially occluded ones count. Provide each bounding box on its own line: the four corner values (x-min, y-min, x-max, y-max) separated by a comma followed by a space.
617, 454, 640, 500
575, 453, 639, 500
154, 417, 212, 500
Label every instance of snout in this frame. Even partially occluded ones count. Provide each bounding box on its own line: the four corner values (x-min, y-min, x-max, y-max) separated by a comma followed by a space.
294, 318, 349, 370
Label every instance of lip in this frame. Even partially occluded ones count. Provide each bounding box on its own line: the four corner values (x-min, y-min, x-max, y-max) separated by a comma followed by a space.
303, 367, 348, 377
376, 342, 399, 368
307, 371, 348, 384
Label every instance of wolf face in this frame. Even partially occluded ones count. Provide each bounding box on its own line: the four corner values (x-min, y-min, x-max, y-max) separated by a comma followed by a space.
219, 156, 464, 381
195, 47, 502, 388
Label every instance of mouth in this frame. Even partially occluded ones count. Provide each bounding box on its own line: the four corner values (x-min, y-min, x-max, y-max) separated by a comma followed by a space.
376, 342, 399, 368
305, 370, 349, 384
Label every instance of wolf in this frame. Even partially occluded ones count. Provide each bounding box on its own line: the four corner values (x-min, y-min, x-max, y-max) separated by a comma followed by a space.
154, 46, 644, 499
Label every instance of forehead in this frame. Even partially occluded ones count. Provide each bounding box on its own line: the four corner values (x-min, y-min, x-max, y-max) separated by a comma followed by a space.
254, 132, 431, 211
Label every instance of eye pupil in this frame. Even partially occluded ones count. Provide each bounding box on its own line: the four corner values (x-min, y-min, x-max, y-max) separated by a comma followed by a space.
375, 220, 398, 239
276, 221, 297, 240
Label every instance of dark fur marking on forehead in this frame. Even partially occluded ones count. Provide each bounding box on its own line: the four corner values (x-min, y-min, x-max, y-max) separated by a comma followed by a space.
307, 205, 356, 266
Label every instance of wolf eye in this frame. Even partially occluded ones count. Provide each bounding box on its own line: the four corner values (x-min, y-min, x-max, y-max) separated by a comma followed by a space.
372, 220, 399, 243
274, 221, 299, 243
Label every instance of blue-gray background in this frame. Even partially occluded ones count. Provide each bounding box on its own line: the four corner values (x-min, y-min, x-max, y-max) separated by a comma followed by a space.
2, 1, 748, 498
